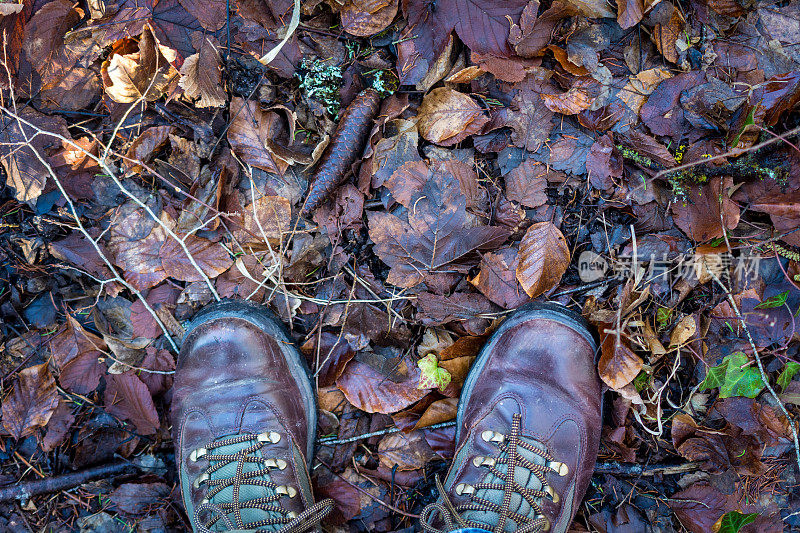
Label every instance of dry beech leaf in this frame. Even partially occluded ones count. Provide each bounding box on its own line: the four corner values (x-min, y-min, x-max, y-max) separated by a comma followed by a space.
234, 195, 292, 245
541, 77, 601, 115
159, 234, 233, 282
642, 321, 667, 361
378, 430, 437, 470
340, 0, 398, 37
101, 25, 178, 103
179, 32, 225, 108
470, 247, 530, 309
50, 315, 106, 394
504, 159, 548, 208
2, 363, 60, 440
670, 315, 697, 347
227, 98, 290, 175
516, 222, 570, 297
104, 371, 160, 434
417, 87, 489, 146
445, 65, 485, 84
598, 329, 644, 390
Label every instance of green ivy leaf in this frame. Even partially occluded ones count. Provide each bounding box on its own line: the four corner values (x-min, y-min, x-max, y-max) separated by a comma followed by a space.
417, 354, 451, 392
754, 290, 789, 309
699, 352, 766, 399
777, 361, 800, 392
716, 510, 757, 533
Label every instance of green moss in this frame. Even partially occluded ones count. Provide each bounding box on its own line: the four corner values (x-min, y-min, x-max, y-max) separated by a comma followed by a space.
297, 58, 343, 116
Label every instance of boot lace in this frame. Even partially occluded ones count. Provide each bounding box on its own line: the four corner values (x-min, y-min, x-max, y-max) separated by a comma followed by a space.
189, 432, 333, 532
421, 414, 568, 533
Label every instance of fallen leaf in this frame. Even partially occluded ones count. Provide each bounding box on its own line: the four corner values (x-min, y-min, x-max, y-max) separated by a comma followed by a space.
2, 363, 60, 440
368, 171, 508, 288
124, 125, 175, 174
101, 25, 179, 103
509, 0, 577, 58
699, 352, 766, 399
672, 177, 740, 242
340, 0, 398, 37
417, 87, 489, 146
516, 222, 570, 297
49, 315, 107, 394
41, 400, 76, 452
504, 159, 548, 208
227, 97, 290, 175
502, 74, 555, 152
470, 247, 530, 309
585, 133, 622, 190
417, 354, 451, 392
108, 204, 172, 291
378, 430, 437, 470
104, 371, 160, 434
336, 360, 428, 414
179, 32, 225, 107
598, 328, 644, 390
110, 482, 171, 514
159, 234, 233, 282
541, 77, 601, 115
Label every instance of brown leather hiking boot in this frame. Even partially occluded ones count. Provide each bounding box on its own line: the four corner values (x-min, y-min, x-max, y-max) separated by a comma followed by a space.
171, 300, 332, 532
421, 303, 602, 533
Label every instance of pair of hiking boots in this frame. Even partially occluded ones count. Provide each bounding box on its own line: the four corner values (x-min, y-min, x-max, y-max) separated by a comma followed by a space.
171, 300, 602, 533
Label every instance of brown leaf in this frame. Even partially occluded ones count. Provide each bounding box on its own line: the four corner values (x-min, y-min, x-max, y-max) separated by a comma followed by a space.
233, 195, 292, 245
541, 77, 601, 115
179, 33, 225, 107
124, 125, 175, 174
416, 291, 496, 326
0, 108, 71, 202
87, 0, 202, 64
301, 332, 356, 388
617, 0, 644, 29
370, 118, 421, 188
336, 360, 428, 414
227, 97, 290, 175
49, 315, 107, 394
341, 0, 398, 37
516, 222, 570, 297
110, 482, 171, 514
470, 247, 531, 309
2, 363, 60, 440
107, 205, 171, 291
179, 0, 226, 31
101, 26, 179, 103
41, 400, 76, 452
138, 347, 175, 396
104, 371, 160, 434
585, 133, 622, 190
378, 430, 437, 470
368, 171, 508, 288
653, 9, 683, 64
417, 87, 489, 146
672, 177, 740, 242
504, 159, 548, 208
509, 0, 577, 58
597, 329, 644, 390
640, 70, 705, 139
502, 75, 555, 152
160, 234, 233, 282
414, 397, 458, 429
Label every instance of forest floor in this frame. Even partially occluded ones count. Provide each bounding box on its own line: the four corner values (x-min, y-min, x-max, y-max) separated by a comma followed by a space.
0, 0, 800, 531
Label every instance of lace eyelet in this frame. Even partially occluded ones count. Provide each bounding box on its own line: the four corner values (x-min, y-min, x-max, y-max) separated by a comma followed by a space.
189, 447, 207, 462
258, 431, 282, 444
545, 485, 559, 503
263, 458, 288, 470
193, 473, 209, 489
276, 485, 298, 498
538, 515, 551, 531
547, 460, 568, 476
472, 455, 496, 468
481, 430, 505, 443
455, 483, 475, 495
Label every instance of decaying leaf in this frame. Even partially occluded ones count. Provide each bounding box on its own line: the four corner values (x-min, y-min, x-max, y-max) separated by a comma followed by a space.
417, 87, 489, 146
179, 33, 225, 107
2, 363, 60, 440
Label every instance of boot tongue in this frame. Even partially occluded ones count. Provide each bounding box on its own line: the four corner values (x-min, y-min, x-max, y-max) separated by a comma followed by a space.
206, 435, 284, 532
460, 436, 548, 532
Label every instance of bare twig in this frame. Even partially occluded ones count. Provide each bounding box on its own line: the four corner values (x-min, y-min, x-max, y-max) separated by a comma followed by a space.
593, 461, 702, 476
0, 462, 139, 502
317, 421, 456, 445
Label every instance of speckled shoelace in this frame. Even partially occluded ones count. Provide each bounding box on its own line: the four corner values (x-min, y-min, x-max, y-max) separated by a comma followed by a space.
189, 432, 332, 532
421, 414, 567, 533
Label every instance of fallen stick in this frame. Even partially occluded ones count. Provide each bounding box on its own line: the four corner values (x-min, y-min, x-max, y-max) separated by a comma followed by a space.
0, 462, 139, 502
593, 461, 702, 477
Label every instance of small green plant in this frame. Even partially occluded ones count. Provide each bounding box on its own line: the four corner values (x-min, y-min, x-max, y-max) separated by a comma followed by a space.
777, 361, 800, 391
656, 307, 673, 330
297, 58, 343, 116
755, 290, 789, 309
715, 511, 758, 533
699, 352, 765, 399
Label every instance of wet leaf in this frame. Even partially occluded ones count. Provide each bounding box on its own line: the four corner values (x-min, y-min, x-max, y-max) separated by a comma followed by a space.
470, 247, 530, 309
227, 98, 290, 175
516, 222, 570, 297
502, 75, 555, 152
672, 177, 740, 243
777, 361, 800, 392
417, 88, 489, 146
2, 363, 60, 440
340, 0, 398, 37
541, 77, 601, 115
159, 234, 233, 282
50, 315, 106, 394
504, 159, 548, 208
715, 511, 758, 533
378, 430, 437, 470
